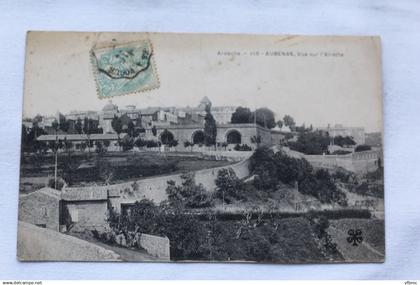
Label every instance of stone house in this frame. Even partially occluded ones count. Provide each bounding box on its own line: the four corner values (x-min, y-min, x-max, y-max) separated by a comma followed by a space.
18, 187, 61, 231
61, 187, 109, 232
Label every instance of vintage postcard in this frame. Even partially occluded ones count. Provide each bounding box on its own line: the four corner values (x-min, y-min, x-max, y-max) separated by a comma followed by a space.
18, 32, 384, 263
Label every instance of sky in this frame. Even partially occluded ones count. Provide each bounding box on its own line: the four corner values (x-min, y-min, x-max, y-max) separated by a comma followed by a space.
23, 32, 383, 132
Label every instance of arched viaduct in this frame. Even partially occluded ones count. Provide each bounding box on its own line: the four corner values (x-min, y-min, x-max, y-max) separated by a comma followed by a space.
151, 123, 272, 149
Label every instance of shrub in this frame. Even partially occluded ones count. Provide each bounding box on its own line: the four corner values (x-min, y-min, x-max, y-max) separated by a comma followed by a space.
249, 147, 278, 190
121, 137, 134, 151
134, 138, 147, 148
47, 177, 65, 190
332, 150, 352, 155
108, 199, 208, 260
288, 130, 330, 155
146, 140, 159, 148
250, 146, 347, 205
333, 136, 356, 147
166, 173, 214, 208
215, 168, 245, 202
234, 144, 252, 151
355, 144, 372, 152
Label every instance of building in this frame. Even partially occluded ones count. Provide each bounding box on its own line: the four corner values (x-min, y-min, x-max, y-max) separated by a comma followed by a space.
149, 123, 272, 150
321, 124, 366, 145
36, 133, 128, 151
18, 187, 62, 231
99, 101, 119, 133
66, 110, 99, 121
61, 187, 109, 232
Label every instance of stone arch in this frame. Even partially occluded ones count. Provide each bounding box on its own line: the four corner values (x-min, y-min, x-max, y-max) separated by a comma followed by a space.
226, 129, 242, 144
159, 129, 175, 145
191, 130, 205, 144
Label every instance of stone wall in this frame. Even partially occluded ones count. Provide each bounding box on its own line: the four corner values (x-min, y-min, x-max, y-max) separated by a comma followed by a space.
64, 200, 108, 232
66, 155, 251, 212
18, 188, 61, 231
282, 147, 379, 174
139, 233, 170, 260
17, 221, 121, 261
150, 123, 272, 150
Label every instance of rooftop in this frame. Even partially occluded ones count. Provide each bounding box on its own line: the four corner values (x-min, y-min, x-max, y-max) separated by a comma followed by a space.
36, 133, 128, 141
61, 187, 108, 201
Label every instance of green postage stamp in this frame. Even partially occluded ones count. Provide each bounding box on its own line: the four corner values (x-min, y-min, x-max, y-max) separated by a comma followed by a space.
90, 40, 159, 98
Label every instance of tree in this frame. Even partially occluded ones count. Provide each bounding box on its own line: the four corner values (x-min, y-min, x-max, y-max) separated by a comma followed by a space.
333, 135, 356, 147
276, 120, 283, 128
111, 115, 123, 149
96, 158, 114, 185
52, 119, 59, 133
231, 107, 253, 124
168, 139, 178, 148
63, 137, 73, 155
151, 126, 157, 137
249, 146, 278, 190
83, 117, 100, 153
355, 144, 371, 152
58, 113, 70, 133
127, 120, 136, 138
215, 168, 244, 203
134, 138, 147, 148
283, 115, 296, 130
75, 117, 83, 134
103, 140, 110, 148
288, 130, 330, 155
165, 174, 213, 208
204, 105, 217, 148
50, 119, 60, 190
254, 108, 276, 129
184, 141, 192, 152
120, 136, 134, 151
95, 141, 106, 154
22, 124, 47, 153
80, 142, 87, 152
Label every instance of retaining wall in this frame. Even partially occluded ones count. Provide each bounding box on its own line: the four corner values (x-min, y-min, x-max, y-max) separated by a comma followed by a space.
17, 221, 121, 261
281, 147, 379, 174
66, 154, 251, 212
139, 233, 170, 260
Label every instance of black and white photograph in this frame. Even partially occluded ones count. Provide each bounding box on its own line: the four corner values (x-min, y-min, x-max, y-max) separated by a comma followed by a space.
17, 32, 384, 263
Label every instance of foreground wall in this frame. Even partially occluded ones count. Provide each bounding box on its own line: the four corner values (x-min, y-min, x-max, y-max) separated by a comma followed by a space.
17, 222, 121, 261
139, 233, 170, 260
282, 147, 379, 174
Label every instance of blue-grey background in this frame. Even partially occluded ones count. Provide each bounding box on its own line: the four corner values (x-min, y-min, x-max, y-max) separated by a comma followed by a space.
0, 0, 419, 280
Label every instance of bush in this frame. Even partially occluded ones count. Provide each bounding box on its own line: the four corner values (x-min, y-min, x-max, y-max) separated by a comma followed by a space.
146, 140, 159, 148
288, 130, 330, 155
355, 144, 372, 152
333, 136, 356, 147
351, 181, 384, 199
166, 173, 214, 208
249, 147, 347, 205
134, 138, 147, 148
47, 177, 65, 190
299, 169, 347, 206
249, 147, 278, 190
332, 150, 351, 155
107, 199, 208, 260
121, 137, 134, 151
234, 144, 252, 151
215, 168, 245, 202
